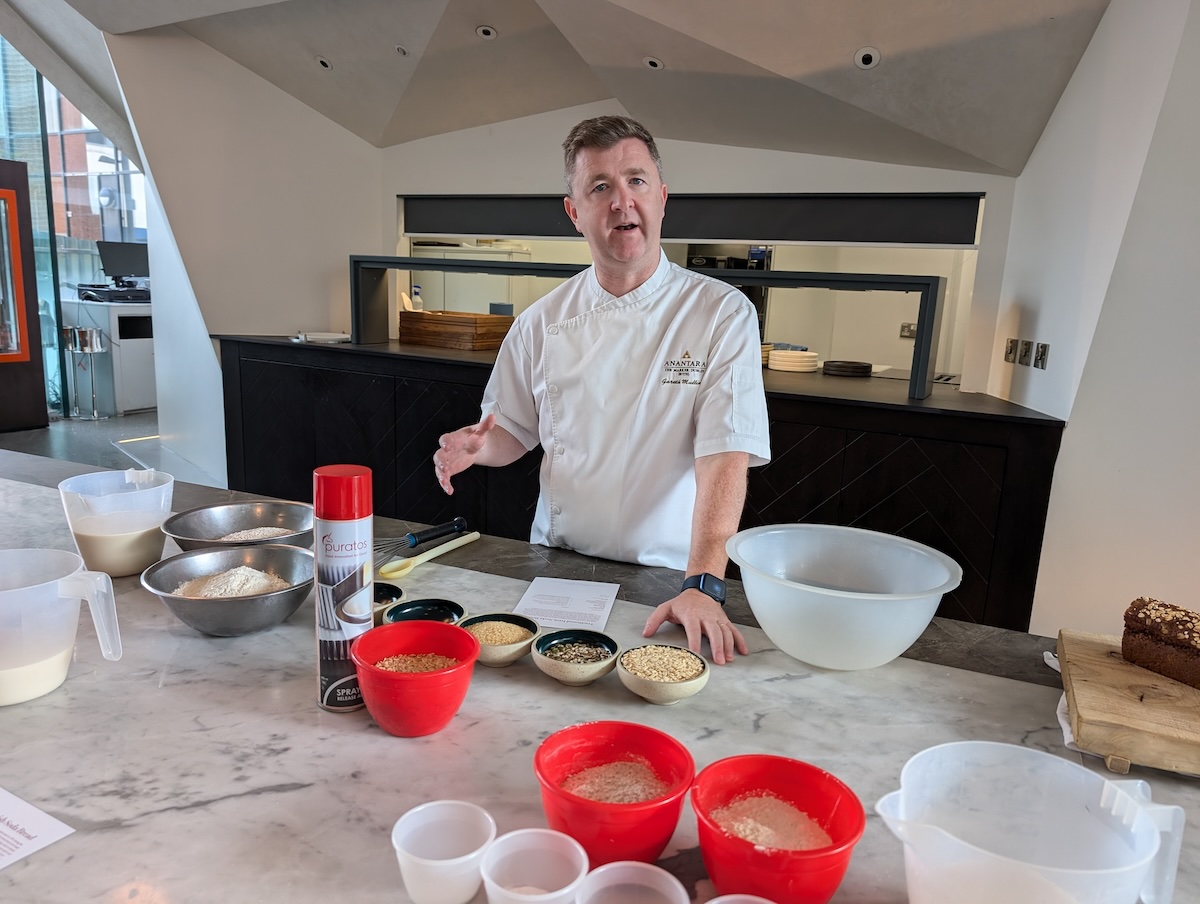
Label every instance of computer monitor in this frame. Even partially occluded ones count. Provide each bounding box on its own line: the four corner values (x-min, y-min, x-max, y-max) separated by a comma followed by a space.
96, 241, 149, 286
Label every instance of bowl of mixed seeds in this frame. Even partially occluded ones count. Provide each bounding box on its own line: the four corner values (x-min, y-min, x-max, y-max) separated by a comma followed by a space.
617, 643, 709, 705
532, 629, 619, 686
162, 500, 314, 551
458, 613, 539, 667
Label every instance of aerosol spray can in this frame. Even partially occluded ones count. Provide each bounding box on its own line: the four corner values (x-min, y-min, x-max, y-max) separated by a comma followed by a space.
314, 464, 374, 711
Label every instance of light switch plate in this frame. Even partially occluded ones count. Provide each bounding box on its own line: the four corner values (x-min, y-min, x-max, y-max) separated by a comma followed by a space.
1004, 338, 1018, 363
1018, 340, 1034, 366
899, 322, 917, 339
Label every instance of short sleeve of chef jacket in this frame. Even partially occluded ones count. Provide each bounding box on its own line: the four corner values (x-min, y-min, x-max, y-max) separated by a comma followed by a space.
480, 317, 541, 452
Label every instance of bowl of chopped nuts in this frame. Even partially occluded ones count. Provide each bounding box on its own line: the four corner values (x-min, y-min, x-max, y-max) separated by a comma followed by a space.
162, 500, 314, 551
459, 613, 539, 667
533, 720, 695, 867
616, 643, 709, 705
532, 629, 619, 686
350, 621, 481, 737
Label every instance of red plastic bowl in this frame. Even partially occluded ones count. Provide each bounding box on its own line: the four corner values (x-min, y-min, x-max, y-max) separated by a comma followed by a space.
691, 754, 865, 904
533, 720, 695, 867
350, 621, 481, 737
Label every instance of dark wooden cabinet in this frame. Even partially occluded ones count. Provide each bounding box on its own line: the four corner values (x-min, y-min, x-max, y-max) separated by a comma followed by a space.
219, 337, 1062, 630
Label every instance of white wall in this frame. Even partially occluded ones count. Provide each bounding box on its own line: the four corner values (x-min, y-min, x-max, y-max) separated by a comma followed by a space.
1029, 0, 1200, 636
990, 0, 1190, 419
105, 27, 383, 484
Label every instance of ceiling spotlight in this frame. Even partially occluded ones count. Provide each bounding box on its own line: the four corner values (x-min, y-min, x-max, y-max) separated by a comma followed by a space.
643, 56, 664, 70
854, 47, 880, 70
316, 56, 332, 69
395, 44, 409, 56
475, 25, 498, 40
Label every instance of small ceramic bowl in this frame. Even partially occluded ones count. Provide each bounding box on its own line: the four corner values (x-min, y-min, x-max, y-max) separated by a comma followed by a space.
459, 613, 539, 668
383, 598, 467, 626
617, 643, 709, 705
372, 582, 405, 626
532, 629, 619, 687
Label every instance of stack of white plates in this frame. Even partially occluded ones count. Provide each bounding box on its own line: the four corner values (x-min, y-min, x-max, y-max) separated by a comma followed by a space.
767, 349, 819, 372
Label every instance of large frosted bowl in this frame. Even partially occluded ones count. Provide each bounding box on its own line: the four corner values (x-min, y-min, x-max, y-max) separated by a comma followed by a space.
727, 524, 962, 670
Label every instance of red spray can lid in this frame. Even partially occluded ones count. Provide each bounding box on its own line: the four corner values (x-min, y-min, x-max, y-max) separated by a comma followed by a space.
313, 464, 372, 520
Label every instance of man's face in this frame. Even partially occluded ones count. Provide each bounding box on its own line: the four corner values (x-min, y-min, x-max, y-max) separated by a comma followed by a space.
564, 137, 668, 279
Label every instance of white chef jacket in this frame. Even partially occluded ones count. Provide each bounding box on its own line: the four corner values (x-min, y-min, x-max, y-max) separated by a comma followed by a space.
481, 252, 771, 570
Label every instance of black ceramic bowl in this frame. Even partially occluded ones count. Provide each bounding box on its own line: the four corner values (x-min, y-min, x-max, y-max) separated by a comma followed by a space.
381, 597, 467, 626
532, 628, 620, 686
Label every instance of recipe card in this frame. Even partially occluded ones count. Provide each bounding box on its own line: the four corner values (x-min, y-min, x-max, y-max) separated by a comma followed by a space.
0, 787, 74, 871
513, 577, 619, 631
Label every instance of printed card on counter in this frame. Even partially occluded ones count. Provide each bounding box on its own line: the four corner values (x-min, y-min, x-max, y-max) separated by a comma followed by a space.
513, 577, 619, 631
0, 787, 74, 870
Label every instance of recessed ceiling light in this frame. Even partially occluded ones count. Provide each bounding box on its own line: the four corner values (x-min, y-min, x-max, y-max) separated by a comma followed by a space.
395, 44, 409, 56
854, 47, 880, 70
643, 56, 664, 70
316, 56, 332, 69
476, 25, 498, 40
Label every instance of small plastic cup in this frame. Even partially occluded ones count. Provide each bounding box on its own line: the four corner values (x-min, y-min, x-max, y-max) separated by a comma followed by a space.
391, 800, 496, 904
576, 860, 689, 904
708, 896, 779, 903
58, 468, 174, 576
480, 828, 588, 904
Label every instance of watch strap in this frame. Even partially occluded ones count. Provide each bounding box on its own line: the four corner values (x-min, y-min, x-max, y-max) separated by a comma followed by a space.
682, 572, 727, 605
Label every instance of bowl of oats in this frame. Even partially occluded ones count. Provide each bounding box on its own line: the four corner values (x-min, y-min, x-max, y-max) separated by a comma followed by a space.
458, 613, 539, 667
532, 629, 619, 686
162, 500, 314, 551
350, 621, 481, 737
616, 643, 709, 705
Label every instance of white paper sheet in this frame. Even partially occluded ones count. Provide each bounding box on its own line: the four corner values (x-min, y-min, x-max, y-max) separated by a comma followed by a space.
512, 577, 619, 631
0, 788, 74, 870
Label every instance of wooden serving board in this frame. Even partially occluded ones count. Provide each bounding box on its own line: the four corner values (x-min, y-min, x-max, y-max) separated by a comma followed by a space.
1058, 629, 1200, 776
398, 310, 514, 350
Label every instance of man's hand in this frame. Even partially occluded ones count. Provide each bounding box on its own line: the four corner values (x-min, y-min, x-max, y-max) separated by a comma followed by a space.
433, 414, 497, 495
643, 589, 749, 665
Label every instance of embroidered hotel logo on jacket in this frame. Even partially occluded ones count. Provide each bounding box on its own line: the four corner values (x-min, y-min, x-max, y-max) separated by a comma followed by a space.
662, 350, 706, 385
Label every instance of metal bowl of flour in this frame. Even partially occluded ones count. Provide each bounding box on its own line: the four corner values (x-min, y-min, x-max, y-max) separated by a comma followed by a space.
141, 545, 314, 636
162, 501, 314, 551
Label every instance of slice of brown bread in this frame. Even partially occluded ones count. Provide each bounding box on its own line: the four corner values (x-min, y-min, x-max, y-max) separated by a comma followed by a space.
1121, 596, 1200, 690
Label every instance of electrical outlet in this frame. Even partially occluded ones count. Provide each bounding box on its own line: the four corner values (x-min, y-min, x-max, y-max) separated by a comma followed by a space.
899, 322, 917, 339
1018, 340, 1034, 366
1004, 338, 1018, 363
1034, 342, 1049, 369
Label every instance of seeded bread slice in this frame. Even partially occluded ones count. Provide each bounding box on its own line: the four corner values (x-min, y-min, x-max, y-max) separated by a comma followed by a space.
1121, 597, 1200, 690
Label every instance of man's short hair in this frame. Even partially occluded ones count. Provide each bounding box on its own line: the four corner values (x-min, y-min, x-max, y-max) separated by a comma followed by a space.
562, 115, 663, 197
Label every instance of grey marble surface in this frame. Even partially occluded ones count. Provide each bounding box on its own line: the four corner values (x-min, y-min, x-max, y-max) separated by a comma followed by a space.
1, 466, 1197, 903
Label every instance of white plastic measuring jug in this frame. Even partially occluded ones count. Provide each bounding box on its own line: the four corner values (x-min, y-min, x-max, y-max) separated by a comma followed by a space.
58, 468, 174, 576
0, 548, 122, 706
876, 741, 1185, 904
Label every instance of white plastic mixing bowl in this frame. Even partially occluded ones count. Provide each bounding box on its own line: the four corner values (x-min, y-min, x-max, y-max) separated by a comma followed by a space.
727, 524, 963, 670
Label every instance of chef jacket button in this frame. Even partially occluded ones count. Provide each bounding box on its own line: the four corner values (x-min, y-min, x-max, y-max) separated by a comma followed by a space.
551, 505, 561, 516
555, 445, 564, 456
547, 326, 559, 336
548, 384, 558, 395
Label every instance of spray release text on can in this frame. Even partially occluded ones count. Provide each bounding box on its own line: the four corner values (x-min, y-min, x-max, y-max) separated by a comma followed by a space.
313, 464, 373, 711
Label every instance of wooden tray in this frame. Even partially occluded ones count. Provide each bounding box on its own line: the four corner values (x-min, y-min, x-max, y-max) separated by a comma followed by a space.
1057, 629, 1200, 775
398, 310, 514, 350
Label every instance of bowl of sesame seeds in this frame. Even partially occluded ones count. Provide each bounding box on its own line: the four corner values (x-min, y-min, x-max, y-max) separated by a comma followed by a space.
350, 621, 481, 737
617, 643, 709, 705
532, 629, 619, 686
459, 613, 539, 667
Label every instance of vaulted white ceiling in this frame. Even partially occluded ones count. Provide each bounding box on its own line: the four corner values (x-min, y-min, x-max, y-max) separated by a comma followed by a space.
7, 0, 1111, 175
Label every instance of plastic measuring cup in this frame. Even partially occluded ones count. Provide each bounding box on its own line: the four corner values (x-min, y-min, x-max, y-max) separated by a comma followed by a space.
0, 548, 122, 706
391, 800, 496, 904
58, 469, 174, 576
575, 860, 689, 904
480, 828, 589, 904
875, 741, 1185, 904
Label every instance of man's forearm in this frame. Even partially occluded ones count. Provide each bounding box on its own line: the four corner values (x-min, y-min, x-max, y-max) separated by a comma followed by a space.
687, 451, 750, 577
472, 422, 528, 468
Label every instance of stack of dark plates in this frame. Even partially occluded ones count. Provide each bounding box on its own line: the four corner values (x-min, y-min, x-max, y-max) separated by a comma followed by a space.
822, 360, 873, 378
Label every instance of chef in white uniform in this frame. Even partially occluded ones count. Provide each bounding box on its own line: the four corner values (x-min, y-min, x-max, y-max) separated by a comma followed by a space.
433, 115, 771, 664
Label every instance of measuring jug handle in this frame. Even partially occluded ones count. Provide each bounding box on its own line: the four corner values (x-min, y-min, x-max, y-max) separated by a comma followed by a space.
59, 571, 123, 662
1111, 779, 1184, 904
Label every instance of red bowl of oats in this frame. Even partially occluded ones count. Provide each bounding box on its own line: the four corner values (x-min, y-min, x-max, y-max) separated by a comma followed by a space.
691, 754, 865, 904
533, 720, 695, 867
350, 621, 481, 737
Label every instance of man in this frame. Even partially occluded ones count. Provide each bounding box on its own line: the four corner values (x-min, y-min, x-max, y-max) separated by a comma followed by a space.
433, 115, 770, 664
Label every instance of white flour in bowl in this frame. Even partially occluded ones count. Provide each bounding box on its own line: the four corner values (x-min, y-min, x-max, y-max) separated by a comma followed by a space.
174, 566, 289, 598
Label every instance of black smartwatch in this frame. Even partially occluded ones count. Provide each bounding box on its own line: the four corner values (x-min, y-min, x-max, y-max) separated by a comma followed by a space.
681, 573, 727, 606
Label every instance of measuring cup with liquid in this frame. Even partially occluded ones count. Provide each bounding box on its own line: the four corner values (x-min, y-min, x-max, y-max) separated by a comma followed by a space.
876, 741, 1185, 904
0, 548, 122, 706
58, 469, 174, 577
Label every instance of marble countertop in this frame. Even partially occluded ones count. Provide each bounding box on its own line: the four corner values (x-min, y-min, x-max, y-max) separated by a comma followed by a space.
1, 457, 1196, 902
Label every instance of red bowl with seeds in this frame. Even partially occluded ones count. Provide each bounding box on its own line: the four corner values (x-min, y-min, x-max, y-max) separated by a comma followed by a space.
350, 621, 481, 737
691, 754, 865, 904
533, 720, 695, 867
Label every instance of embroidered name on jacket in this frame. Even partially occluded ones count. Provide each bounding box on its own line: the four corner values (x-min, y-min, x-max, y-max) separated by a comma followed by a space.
662, 351, 706, 385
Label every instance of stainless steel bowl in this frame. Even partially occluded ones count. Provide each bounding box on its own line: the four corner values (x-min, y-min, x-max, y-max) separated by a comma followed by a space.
162, 501, 314, 551
141, 545, 314, 636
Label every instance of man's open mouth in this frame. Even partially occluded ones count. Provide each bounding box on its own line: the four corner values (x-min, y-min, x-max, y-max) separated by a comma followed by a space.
615, 224, 638, 231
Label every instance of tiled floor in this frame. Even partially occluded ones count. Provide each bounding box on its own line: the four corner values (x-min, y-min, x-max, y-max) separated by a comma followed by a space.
0, 410, 160, 471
